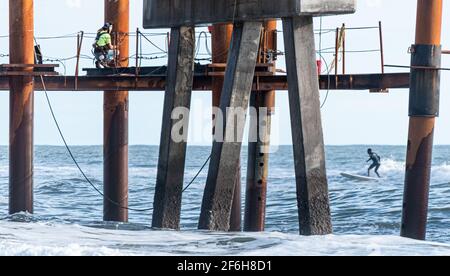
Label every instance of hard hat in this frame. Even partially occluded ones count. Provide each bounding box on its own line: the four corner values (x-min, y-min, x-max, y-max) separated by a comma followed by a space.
103, 22, 113, 30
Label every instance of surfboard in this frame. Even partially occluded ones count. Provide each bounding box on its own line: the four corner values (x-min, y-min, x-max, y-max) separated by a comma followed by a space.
340, 173, 380, 182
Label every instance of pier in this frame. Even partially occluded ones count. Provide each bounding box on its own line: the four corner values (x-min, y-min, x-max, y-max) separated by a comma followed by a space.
1, 0, 446, 241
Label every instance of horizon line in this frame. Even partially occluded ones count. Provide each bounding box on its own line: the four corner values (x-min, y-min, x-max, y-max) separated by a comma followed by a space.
1, 144, 450, 147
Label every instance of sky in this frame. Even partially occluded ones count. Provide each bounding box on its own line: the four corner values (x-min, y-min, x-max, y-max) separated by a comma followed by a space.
0, 0, 449, 146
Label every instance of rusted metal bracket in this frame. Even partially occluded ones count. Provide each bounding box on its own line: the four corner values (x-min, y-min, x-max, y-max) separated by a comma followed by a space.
74, 32, 84, 90
0, 64, 59, 76
385, 64, 450, 71
409, 44, 441, 117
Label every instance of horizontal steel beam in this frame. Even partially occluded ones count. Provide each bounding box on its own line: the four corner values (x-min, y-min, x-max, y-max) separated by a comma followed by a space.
0, 73, 410, 92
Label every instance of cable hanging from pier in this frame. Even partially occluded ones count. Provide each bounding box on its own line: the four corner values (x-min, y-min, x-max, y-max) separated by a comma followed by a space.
39, 75, 210, 213
318, 17, 332, 109
39, 76, 153, 212
1, 24, 381, 68
138, 31, 168, 54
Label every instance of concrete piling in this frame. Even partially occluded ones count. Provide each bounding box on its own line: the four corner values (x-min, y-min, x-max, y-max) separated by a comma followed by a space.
199, 22, 263, 231
152, 26, 195, 230
211, 24, 243, 232
282, 16, 333, 235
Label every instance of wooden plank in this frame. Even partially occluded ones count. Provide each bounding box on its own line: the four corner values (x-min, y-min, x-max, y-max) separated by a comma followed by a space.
152, 26, 196, 230
199, 21, 263, 231
282, 16, 332, 235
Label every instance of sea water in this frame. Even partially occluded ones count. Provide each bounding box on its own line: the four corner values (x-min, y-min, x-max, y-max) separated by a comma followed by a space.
0, 145, 450, 256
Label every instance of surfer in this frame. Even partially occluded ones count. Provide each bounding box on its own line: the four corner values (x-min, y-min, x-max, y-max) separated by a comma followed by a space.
367, 148, 381, 178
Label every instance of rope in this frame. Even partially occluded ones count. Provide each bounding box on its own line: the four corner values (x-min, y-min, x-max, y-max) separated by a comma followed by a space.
320, 49, 380, 54
182, 155, 211, 193
314, 26, 379, 32
318, 53, 332, 109
1, 24, 380, 68
39, 76, 210, 213
39, 75, 153, 212
328, 25, 346, 73
35, 32, 81, 40
195, 31, 212, 59
139, 31, 168, 54
317, 17, 331, 109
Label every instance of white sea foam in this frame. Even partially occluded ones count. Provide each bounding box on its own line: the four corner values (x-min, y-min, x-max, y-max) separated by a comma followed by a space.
380, 158, 405, 174
0, 242, 123, 256
431, 163, 450, 183
0, 166, 8, 174
0, 222, 449, 256
334, 158, 450, 182
376, 159, 450, 183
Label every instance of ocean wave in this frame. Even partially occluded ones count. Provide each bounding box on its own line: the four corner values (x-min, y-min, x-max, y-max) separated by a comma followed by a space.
332, 158, 450, 181
431, 163, 450, 182
380, 158, 405, 174
0, 222, 450, 256
0, 242, 124, 256
0, 166, 7, 175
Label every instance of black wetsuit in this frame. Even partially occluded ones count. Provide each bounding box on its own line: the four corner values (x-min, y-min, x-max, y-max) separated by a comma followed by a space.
368, 152, 381, 177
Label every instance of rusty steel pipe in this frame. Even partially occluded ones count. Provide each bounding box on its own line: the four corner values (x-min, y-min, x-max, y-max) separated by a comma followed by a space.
244, 20, 277, 232
262, 20, 277, 115
75, 31, 84, 90
135, 28, 140, 77
9, 0, 35, 215
211, 24, 233, 108
104, 0, 129, 222
342, 24, 346, 75
335, 27, 339, 76
401, 0, 443, 240
379, 21, 385, 74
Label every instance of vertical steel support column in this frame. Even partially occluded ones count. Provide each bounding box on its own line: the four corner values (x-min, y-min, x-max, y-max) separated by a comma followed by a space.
342, 24, 346, 75
9, 0, 34, 214
379, 21, 385, 74
199, 22, 263, 231
212, 24, 233, 108
282, 17, 332, 235
401, 0, 443, 240
104, 0, 129, 222
244, 20, 277, 232
211, 24, 242, 231
152, 26, 195, 229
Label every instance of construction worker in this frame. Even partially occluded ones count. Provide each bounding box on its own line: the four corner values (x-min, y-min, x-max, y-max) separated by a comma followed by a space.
93, 22, 117, 68
367, 148, 381, 178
